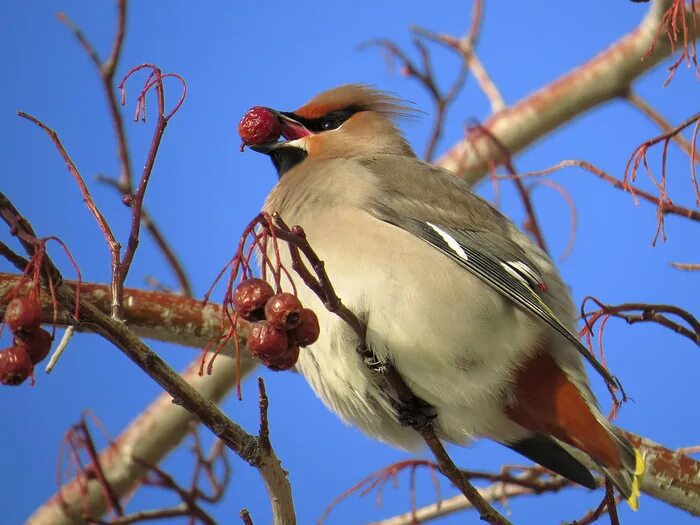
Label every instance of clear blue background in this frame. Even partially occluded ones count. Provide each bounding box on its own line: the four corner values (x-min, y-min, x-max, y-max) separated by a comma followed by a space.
1, 1, 698, 524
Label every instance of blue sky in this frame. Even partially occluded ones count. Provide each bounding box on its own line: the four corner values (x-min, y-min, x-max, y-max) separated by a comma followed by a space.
1, 1, 698, 524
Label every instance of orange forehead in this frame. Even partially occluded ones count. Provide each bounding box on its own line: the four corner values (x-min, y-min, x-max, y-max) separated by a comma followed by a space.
294, 102, 339, 119
292, 84, 383, 119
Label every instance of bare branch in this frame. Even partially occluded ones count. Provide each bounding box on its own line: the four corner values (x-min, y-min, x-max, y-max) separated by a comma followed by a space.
366, 473, 573, 525
437, 0, 700, 186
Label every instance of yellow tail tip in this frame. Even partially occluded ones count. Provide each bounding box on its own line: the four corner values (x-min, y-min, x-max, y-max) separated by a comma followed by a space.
626, 448, 645, 511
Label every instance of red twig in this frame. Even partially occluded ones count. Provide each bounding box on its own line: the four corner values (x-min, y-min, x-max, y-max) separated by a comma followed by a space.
61, 6, 192, 297
360, 33, 468, 162
319, 460, 441, 525
571, 479, 622, 525
581, 297, 700, 348
0, 194, 82, 340
96, 175, 193, 297
528, 179, 578, 261
466, 124, 550, 254
518, 159, 700, 243
118, 65, 187, 286
16, 112, 123, 318
624, 111, 700, 243
625, 92, 700, 194
57, 413, 123, 519
645, 0, 699, 85
58, 1, 131, 188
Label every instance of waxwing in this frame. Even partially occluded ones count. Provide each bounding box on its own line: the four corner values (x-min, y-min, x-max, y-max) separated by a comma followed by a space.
244, 84, 644, 507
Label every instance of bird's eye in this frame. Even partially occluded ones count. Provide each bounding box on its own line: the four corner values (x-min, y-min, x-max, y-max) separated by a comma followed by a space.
321, 118, 342, 131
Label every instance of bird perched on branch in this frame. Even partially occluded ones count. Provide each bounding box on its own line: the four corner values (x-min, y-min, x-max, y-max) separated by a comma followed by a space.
243, 84, 644, 507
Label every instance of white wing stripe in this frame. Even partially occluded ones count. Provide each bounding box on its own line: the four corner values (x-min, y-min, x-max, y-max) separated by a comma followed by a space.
501, 260, 544, 289
425, 222, 469, 261
500, 261, 531, 288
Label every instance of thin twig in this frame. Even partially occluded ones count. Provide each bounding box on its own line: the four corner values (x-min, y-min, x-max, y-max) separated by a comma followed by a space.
517, 160, 700, 240
581, 297, 700, 347
16, 113, 124, 318
624, 112, 700, 236
58, 1, 132, 198
88, 505, 192, 525
240, 509, 254, 525
118, 65, 187, 287
467, 124, 550, 254
96, 175, 193, 297
412, 0, 506, 113
360, 36, 468, 162
624, 91, 700, 170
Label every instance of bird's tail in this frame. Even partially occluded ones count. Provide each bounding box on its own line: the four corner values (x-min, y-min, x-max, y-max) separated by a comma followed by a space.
593, 419, 645, 510
505, 351, 645, 508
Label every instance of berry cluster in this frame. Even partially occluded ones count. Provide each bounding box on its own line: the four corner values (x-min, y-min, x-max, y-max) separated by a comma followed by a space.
233, 279, 319, 371
1, 297, 52, 386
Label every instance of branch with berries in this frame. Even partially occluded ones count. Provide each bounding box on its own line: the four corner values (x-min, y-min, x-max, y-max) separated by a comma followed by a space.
1, 193, 295, 524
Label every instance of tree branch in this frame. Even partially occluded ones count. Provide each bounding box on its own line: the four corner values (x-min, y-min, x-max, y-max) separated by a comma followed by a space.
436, 0, 699, 185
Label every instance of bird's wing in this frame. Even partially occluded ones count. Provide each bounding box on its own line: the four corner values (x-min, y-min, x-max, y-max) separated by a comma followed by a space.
360, 155, 619, 390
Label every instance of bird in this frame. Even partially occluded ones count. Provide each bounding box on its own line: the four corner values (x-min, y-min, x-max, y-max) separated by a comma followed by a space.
245, 84, 644, 507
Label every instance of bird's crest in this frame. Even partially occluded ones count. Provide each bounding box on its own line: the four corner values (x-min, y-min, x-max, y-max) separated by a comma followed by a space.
294, 84, 418, 121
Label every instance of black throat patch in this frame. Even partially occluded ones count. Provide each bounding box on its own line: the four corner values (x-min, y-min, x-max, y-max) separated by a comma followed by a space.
269, 146, 308, 178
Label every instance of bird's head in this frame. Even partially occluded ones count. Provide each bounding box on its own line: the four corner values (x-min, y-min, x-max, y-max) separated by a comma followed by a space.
244, 84, 416, 176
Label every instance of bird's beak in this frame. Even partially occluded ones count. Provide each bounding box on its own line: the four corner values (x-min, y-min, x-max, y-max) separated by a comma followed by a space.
249, 110, 312, 154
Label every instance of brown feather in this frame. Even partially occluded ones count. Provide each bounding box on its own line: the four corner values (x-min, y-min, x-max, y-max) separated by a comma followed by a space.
506, 351, 622, 469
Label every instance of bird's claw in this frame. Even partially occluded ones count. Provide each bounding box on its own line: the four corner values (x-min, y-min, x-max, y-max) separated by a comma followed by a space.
393, 397, 438, 431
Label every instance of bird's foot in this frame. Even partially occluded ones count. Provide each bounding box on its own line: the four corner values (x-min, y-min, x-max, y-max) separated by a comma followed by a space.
362, 354, 389, 374
393, 397, 438, 431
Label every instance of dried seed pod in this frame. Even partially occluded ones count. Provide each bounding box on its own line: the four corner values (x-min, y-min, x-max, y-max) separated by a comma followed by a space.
289, 308, 320, 347
261, 345, 300, 372
238, 106, 282, 146
264, 292, 303, 330
16, 328, 53, 364
233, 278, 275, 321
0, 345, 34, 386
247, 320, 289, 360
3, 297, 42, 334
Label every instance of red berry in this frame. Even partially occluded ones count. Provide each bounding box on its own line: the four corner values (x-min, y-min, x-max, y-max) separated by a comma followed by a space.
238, 106, 282, 146
289, 308, 320, 347
4, 297, 42, 333
0, 345, 34, 386
264, 293, 303, 330
233, 278, 275, 321
261, 345, 300, 371
16, 328, 53, 364
247, 321, 289, 360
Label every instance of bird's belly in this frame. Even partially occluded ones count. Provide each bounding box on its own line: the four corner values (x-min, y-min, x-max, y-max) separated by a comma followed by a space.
270, 208, 543, 447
